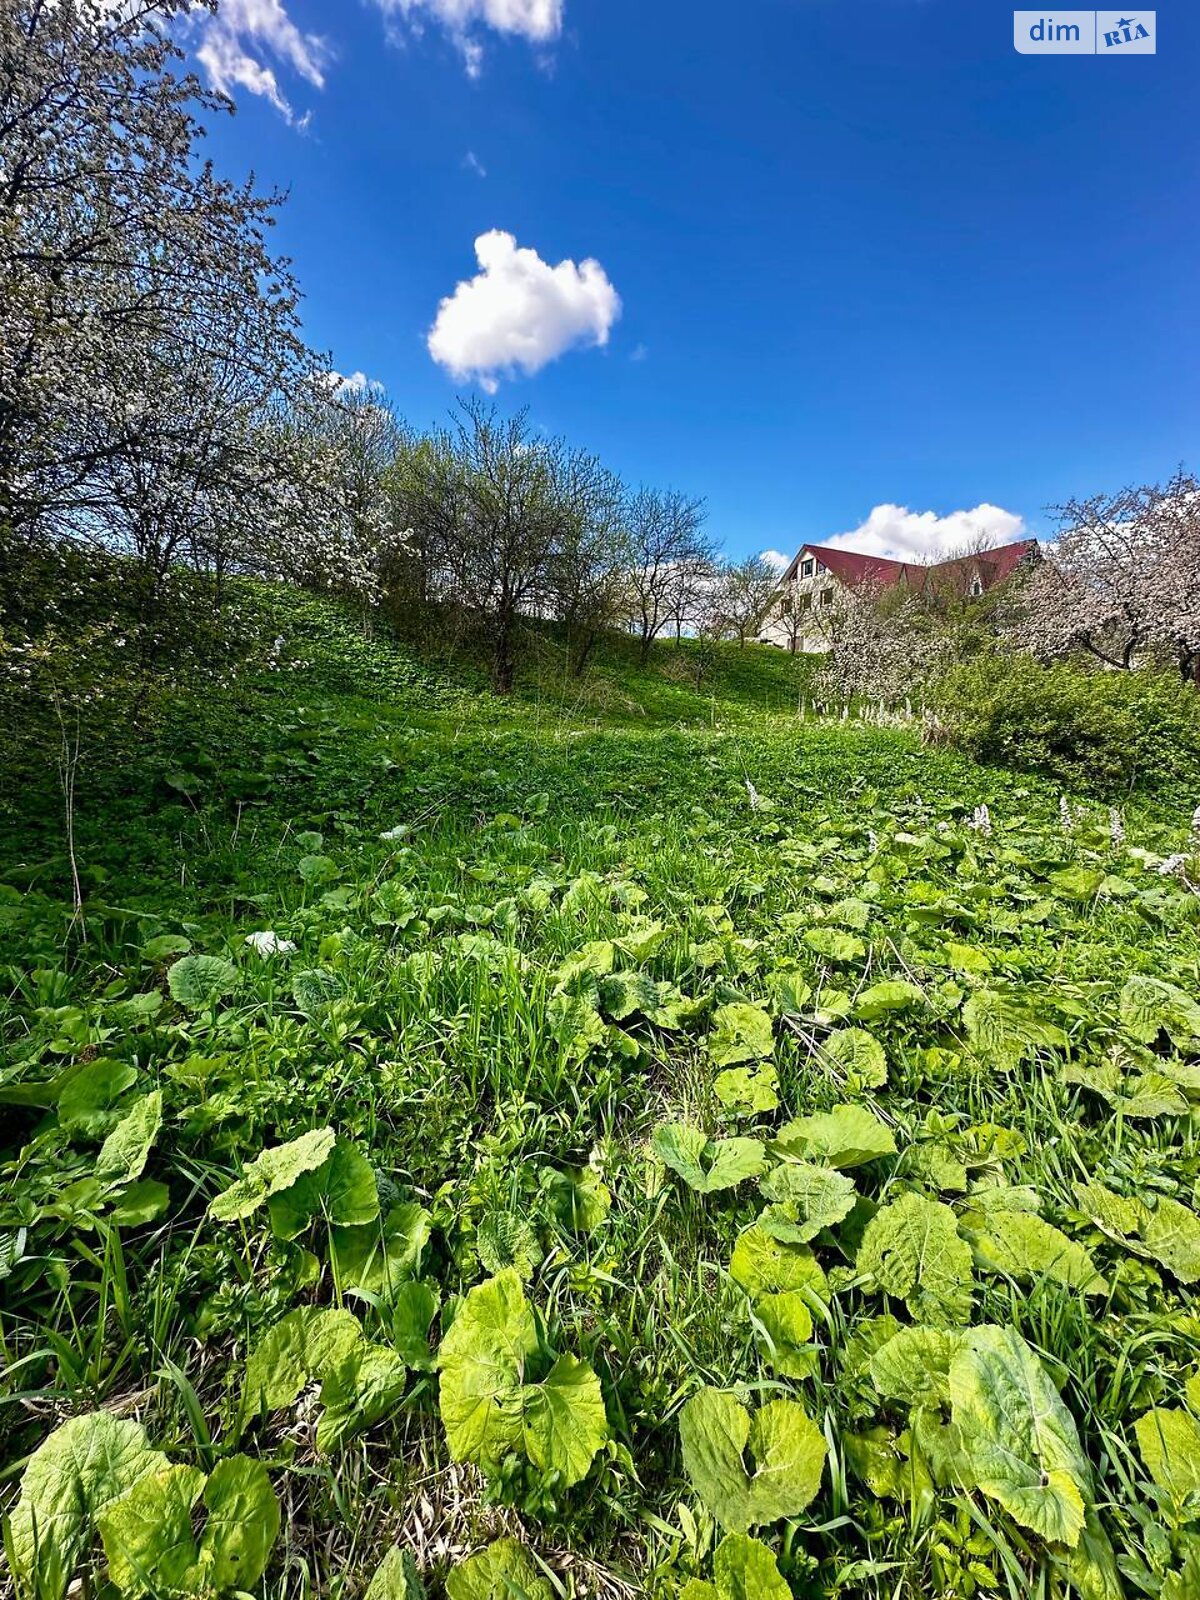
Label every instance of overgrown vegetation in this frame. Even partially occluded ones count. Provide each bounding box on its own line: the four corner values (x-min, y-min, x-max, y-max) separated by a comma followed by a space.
4, 582, 1200, 1600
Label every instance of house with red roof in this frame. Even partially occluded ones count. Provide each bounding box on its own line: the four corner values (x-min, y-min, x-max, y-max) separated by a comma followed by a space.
757, 537, 1039, 652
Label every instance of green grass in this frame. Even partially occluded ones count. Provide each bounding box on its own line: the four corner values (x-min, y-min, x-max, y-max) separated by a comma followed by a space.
3, 586, 1200, 1600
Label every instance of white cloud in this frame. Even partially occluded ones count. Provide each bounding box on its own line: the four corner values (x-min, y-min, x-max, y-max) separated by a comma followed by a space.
368, 0, 563, 74
427, 230, 620, 392
824, 503, 1027, 563
463, 150, 488, 178
761, 549, 791, 573
318, 369, 386, 398
189, 0, 328, 123
630, 342, 648, 363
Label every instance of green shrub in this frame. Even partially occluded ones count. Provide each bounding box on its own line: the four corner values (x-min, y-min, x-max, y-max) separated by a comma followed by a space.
930, 654, 1200, 799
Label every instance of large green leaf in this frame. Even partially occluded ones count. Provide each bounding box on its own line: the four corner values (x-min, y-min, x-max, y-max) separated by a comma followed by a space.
803, 928, 865, 964
870, 1326, 964, 1408
678, 1387, 826, 1532
242, 1306, 406, 1450
949, 1325, 1091, 1548
390, 1280, 441, 1370
331, 1202, 431, 1299
680, 1534, 792, 1600
729, 1225, 828, 1303
757, 1160, 856, 1243
773, 1104, 895, 1169
445, 1539, 551, 1600
962, 989, 1066, 1071
57, 1061, 138, 1136
97, 1455, 279, 1596
821, 1027, 888, 1088
713, 1063, 779, 1116
208, 1128, 336, 1223
95, 1092, 162, 1190
363, 1547, 426, 1600
266, 1137, 380, 1240
857, 1193, 974, 1326
437, 1271, 608, 1487
1140, 1198, 1200, 1284
1134, 1407, 1200, 1517
8, 1413, 167, 1600
438, 1270, 536, 1469
709, 1002, 774, 1065
167, 954, 238, 1009
522, 1354, 609, 1486
653, 1124, 765, 1193
854, 980, 924, 1020
1120, 975, 1200, 1045
752, 1290, 816, 1379
964, 1211, 1108, 1296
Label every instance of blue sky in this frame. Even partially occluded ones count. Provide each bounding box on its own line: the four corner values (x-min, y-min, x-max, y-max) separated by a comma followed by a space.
190, 0, 1196, 562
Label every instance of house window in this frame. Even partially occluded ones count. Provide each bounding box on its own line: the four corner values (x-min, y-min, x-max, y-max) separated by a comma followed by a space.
970, 576, 983, 598
821, 588, 834, 607
816, 560, 827, 575
800, 558, 815, 579
798, 592, 812, 613
781, 594, 793, 615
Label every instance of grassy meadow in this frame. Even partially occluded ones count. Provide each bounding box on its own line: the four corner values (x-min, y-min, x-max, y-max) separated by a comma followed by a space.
3, 589, 1200, 1600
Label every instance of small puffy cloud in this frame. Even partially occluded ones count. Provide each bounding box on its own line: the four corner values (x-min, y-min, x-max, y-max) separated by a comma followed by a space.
369, 0, 562, 74
315, 369, 386, 400
189, 0, 328, 123
630, 342, 648, 363
760, 549, 791, 573
824, 503, 1026, 562
463, 150, 488, 178
427, 230, 621, 392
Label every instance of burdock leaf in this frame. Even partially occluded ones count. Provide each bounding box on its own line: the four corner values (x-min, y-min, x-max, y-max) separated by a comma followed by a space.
758, 1161, 857, 1243
445, 1539, 551, 1600
966, 1212, 1108, 1296
1120, 975, 1200, 1045
709, 1002, 774, 1065
266, 1137, 380, 1240
1140, 1197, 1200, 1283
97, 1456, 280, 1596
167, 954, 238, 1009
857, 1193, 974, 1326
870, 1326, 965, 1409
822, 1027, 888, 1087
729, 1224, 828, 1303
331, 1202, 431, 1300
678, 1387, 826, 1532
653, 1124, 766, 1193
9, 1414, 167, 1600
950, 1325, 1091, 1548
95, 1092, 162, 1189
437, 1270, 536, 1470
774, 1104, 895, 1169
1134, 1406, 1200, 1515
521, 1353, 609, 1487
363, 1546, 426, 1600
208, 1127, 337, 1223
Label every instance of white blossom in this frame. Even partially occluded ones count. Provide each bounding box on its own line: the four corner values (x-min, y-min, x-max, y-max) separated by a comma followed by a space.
245, 930, 297, 956
969, 803, 992, 836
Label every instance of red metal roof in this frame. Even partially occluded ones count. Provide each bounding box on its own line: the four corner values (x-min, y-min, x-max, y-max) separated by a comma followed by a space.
787, 537, 1037, 595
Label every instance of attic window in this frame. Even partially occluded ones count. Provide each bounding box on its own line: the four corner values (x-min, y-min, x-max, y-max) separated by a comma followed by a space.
816, 560, 827, 575
800, 558, 815, 579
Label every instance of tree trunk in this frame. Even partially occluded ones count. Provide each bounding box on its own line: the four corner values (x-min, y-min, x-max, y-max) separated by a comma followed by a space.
492, 615, 515, 694
572, 629, 598, 678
